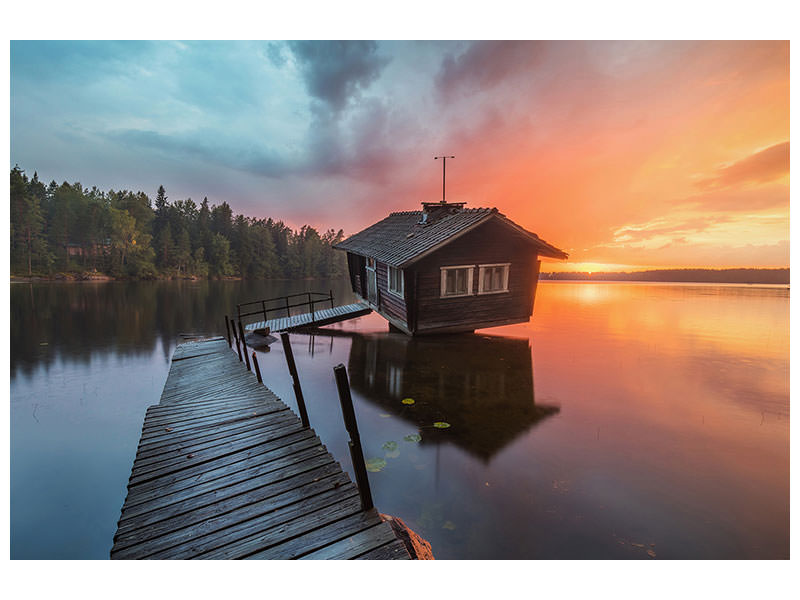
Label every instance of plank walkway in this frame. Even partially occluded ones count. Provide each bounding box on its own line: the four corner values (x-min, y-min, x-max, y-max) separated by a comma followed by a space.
110, 336, 410, 560
244, 302, 372, 334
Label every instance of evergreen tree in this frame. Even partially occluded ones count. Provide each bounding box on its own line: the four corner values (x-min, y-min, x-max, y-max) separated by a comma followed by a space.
10, 166, 50, 276
10, 167, 352, 282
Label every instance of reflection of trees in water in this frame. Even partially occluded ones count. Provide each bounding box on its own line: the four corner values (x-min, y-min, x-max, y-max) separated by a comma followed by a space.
10, 279, 355, 377
344, 332, 559, 462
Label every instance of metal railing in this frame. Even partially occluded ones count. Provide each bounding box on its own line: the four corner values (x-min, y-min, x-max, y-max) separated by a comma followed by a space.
236, 290, 335, 327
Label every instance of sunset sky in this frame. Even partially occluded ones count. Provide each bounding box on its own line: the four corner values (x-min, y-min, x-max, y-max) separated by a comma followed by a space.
10, 40, 789, 272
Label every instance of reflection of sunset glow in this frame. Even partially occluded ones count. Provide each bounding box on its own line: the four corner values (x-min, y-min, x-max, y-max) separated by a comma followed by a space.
480, 281, 789, 558
534, 282, 789, 360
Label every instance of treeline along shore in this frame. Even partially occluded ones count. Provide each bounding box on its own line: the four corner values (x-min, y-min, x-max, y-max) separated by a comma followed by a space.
540, 268, 789, 284
10, 166, 347, 280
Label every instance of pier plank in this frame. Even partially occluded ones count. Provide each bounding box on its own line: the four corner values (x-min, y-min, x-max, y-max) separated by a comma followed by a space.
111, 336, 410, 560
245, 302, 371, 334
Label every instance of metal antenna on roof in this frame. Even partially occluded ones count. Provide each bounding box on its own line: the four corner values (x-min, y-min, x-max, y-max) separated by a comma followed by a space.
434, 155, 455, 203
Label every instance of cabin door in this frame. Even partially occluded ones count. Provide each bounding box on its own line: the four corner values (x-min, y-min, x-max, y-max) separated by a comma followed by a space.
366, 258, 378, 305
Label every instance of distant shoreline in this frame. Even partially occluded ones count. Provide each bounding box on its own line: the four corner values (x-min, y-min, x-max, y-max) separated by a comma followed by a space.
9, 274, 332, 284
540, 268, 789, 285
12, 267, 789, 286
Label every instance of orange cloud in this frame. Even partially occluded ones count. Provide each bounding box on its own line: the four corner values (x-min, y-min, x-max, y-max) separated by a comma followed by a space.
695, 142, 789, 190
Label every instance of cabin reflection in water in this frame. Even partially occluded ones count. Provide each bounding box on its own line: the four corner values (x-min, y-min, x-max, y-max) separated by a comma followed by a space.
345, 332, 560, 462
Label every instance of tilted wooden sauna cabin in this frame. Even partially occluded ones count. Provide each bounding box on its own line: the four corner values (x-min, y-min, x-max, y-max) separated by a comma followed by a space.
333, 201, 568, 335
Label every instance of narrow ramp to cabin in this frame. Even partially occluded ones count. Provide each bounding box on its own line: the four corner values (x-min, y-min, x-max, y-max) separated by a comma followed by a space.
244, 302, 371, 335
110, 336, 409, 560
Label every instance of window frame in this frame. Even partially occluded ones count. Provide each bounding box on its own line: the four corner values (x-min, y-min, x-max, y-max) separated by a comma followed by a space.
387, 265, 404, 298
477, 262, 511, 295
440, 265, 475, 298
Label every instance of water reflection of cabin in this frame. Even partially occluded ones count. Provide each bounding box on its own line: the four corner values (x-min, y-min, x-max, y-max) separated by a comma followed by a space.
334, 201, 568, 335
345, 332, 560, 461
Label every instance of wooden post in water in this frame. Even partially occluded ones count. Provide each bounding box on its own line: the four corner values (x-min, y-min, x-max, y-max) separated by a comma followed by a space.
251, 351, 263, 383
224, 315, 232, 347
307, 292, 315, 323
238, 321, 251, 371
329, 289, 334, 309
261, 300, 267, 324
285, 296, 291, 317
280, 332, 310, 428
234, 326, 242, 362
333, 364, 374, 511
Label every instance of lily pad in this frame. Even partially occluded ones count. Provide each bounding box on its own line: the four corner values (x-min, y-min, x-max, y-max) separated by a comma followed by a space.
382, 441, 398, 452
442, 521, 456, 530
379, 414, 392, 418
365, 457, 387, 472
433, 421, 451, 429
403, 433, 422, 443
385, 449, 401, 459
401, 398, 415, 405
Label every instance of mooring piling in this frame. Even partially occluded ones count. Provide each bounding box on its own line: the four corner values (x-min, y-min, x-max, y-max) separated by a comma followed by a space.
280, 332, 310, 428
238, 321, 251, 371
333, 363, 374, 511
251, 351, 263, 383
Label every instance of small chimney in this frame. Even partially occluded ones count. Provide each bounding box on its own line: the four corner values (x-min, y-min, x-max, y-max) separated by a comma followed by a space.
419, 201, 465, 225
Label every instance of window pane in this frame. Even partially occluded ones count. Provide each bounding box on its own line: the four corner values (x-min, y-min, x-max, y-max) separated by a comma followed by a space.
444, 268, 470, 295
445, 270, 456, 294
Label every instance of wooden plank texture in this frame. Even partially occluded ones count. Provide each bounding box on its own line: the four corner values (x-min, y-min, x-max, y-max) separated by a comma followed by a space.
110, 336, 410, 560
245, 302, 371, 333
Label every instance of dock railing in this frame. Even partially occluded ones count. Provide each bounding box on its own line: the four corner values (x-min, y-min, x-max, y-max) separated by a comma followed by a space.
236, 290, 335, 328
222, 316, 375, 512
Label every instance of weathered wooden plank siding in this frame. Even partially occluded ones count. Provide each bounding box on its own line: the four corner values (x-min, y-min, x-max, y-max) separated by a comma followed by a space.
412, 220, 538, 333
347, 253, 364, 298
375, 261, 408, 325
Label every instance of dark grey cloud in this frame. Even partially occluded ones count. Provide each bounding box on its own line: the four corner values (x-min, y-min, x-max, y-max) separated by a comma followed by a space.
287, 41, 390, 112
301, 96, 399, 182
696, 141, 789, 190
436, 41, 545, 100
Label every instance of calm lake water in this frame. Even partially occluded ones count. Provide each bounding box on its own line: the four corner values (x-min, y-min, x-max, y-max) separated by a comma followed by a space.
9, 280, 789, 559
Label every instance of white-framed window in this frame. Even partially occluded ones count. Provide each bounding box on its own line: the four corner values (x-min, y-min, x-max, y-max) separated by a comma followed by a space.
440, 265, 474, 298
478, 263, 510, 294
388, 266, 404, 296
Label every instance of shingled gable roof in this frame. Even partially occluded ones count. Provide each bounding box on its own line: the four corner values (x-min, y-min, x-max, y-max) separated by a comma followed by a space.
333, 207, 568, 267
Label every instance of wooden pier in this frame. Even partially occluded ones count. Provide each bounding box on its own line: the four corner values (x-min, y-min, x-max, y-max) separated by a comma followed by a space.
110, 336, 410, 560
244, 302, 372, 335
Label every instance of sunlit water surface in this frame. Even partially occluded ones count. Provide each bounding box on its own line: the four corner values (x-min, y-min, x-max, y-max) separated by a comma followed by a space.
10, 280, 789, 559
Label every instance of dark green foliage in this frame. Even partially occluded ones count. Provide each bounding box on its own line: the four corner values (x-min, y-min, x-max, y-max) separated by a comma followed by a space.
10, 166, 52, 275
9, 167, 347, 280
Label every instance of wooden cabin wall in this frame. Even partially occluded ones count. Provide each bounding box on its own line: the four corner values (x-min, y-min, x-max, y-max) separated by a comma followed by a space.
412, 219, 538, 333
375, 260, 408, 325
347, 253, 365, 298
